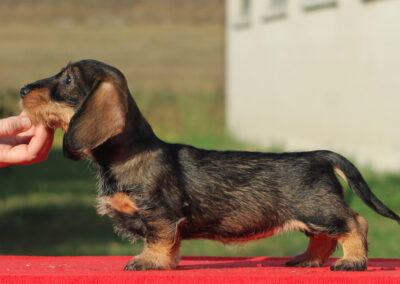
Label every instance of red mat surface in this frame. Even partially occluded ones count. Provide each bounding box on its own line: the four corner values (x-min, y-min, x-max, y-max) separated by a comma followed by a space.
0, 256, 399, 283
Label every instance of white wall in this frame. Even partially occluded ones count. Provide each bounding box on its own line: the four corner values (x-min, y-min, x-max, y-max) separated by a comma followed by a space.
226, 0, 400, 171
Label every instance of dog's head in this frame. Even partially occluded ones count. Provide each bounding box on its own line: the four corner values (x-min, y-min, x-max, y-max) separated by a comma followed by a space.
20, 59, 130, 161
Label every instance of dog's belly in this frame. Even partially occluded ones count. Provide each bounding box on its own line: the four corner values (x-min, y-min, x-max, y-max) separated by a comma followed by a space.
183, 228, 277, 243
181, 219, 309, 243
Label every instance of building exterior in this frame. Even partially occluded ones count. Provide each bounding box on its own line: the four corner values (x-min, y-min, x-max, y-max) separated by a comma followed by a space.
226, 0, 400, 171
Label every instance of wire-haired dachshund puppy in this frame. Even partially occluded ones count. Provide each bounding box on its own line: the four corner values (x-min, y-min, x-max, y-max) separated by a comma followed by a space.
20, 59, 400, 271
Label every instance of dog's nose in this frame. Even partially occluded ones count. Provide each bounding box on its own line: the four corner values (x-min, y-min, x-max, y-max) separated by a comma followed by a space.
20, 86, 31, 99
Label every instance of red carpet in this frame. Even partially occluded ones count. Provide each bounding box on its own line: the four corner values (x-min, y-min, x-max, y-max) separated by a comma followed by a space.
0, 256, 399, 283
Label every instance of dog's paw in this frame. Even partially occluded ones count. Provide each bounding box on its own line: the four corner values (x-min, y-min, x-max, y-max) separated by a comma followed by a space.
123, 256, 175, 271
330, 258, 367, 271
286, 257, 322, 268
123, 258, 162, 271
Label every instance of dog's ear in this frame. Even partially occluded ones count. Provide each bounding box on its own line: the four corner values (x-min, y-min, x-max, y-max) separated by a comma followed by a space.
63, 81, 128, 161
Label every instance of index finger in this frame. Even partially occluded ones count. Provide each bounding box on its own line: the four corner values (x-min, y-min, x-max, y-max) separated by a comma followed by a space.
0, 116, 32, 137
26, 123, 55, 162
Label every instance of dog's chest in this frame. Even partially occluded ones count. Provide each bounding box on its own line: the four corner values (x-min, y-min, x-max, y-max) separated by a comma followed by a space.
97, 192, 147, 239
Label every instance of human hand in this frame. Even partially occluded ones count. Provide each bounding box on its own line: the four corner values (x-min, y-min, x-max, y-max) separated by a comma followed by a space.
0, 113, 54, 167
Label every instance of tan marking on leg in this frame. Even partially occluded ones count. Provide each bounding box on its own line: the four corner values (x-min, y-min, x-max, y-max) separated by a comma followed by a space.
356, 214, 369, 237
135, 240, 179, 270
338, 223, 367, 260
343, 210, 369, 257
125, 220, 184, 270
332, 215, 368, 271
103, 192, 138, 215
287, 233, 337, 267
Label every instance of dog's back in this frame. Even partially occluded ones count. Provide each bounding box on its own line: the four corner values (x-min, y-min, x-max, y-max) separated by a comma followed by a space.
20, 59, 399, 272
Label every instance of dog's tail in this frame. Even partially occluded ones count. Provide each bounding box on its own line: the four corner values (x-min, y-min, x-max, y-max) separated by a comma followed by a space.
320, 151, 400, 224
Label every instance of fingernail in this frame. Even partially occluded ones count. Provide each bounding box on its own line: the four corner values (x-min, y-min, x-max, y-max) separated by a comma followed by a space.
21, 117, 31, 128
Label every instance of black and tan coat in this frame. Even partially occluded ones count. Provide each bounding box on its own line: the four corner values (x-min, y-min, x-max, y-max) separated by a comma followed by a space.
20, 59, 400, 271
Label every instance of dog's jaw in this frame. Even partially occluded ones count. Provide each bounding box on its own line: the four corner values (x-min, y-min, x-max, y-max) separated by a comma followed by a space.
21, 96, 75, 132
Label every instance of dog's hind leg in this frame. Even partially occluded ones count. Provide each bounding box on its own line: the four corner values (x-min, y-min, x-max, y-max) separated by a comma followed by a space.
286, 233, 338, 268
330, 213, 368, 271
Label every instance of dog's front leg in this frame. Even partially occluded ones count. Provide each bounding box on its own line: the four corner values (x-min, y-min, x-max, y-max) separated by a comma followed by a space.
124, 240, 180, 271
124, 222, 182, 271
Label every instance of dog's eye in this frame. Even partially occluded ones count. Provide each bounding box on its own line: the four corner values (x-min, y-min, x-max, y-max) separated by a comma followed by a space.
66, 74, 72, 85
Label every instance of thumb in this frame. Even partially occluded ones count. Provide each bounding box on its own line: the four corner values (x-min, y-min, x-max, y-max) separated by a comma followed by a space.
0, 116, 32, 137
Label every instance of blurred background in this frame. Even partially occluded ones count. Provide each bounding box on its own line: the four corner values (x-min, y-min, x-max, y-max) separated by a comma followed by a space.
0, 0, 399, 258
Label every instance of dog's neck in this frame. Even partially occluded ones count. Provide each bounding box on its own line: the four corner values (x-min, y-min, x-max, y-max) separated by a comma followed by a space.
91, 99, 161, 168
92, 99, 165, 195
